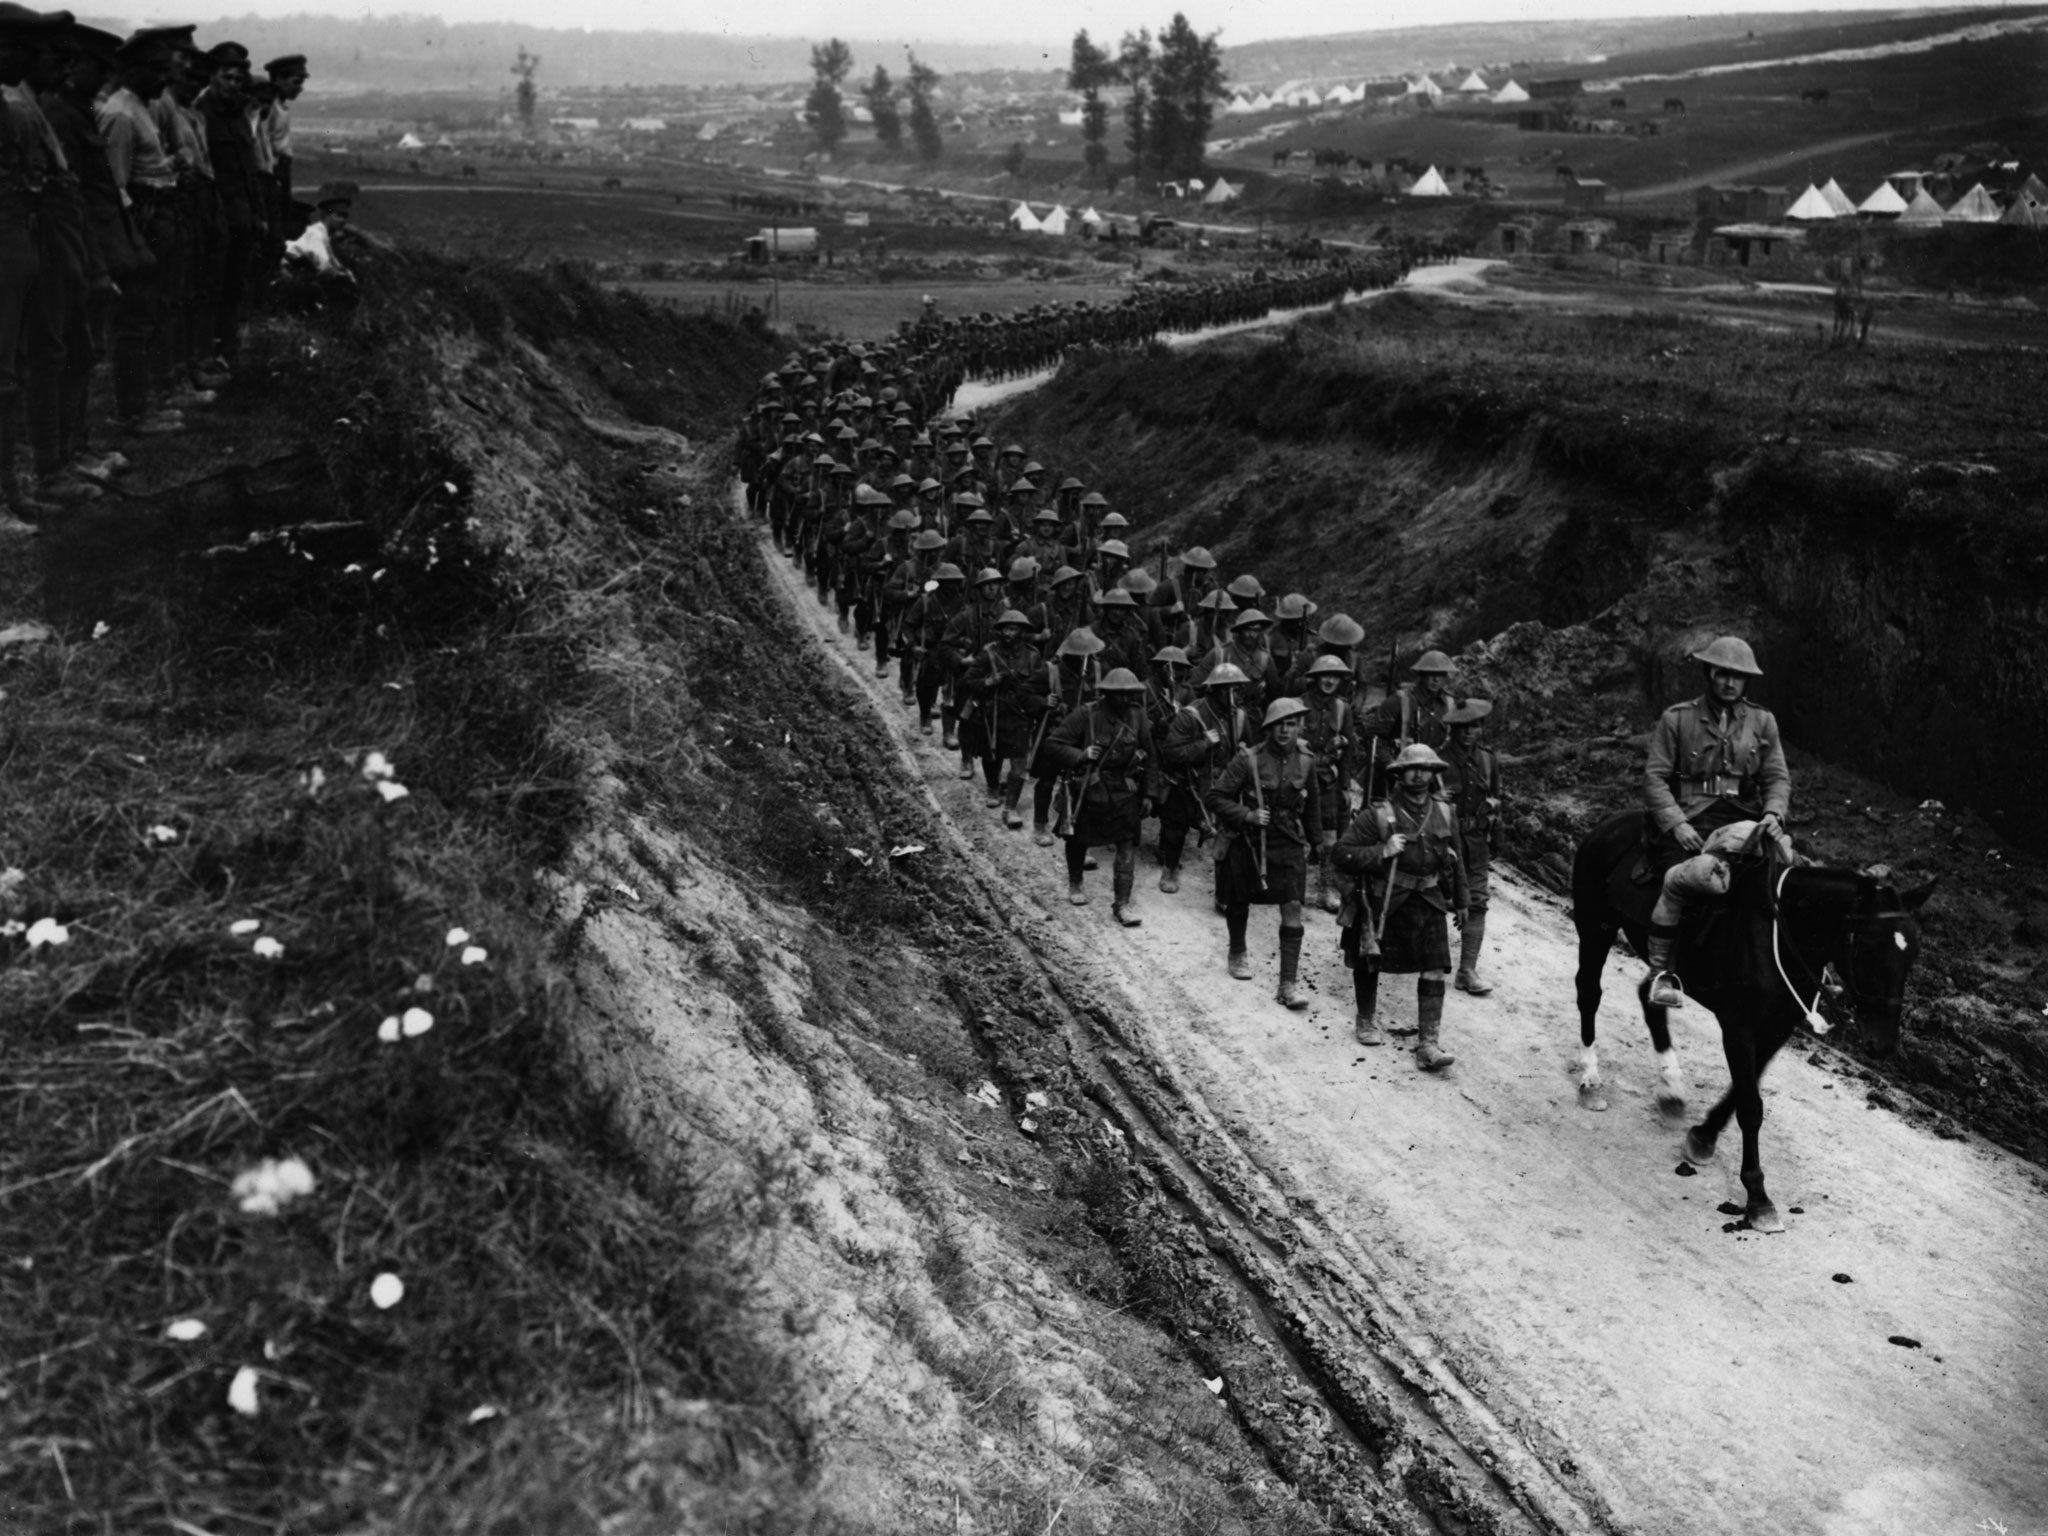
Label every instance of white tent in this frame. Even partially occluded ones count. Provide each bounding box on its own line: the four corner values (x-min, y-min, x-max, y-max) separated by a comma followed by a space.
1250, 91, 1275, 110
395, 132, 425, 150
2001, 196, 2048, 229
1856, 181, 1908, 218
1057, 108, 1083, 127
1491, 79, 1530, 104
1456, 70, 1490, 93
1895, 187, 1946, 226
1409, 165, 1453, 197
1078, 205, 1104, 225
1222, 95, 1258, 116
1406, 75, 1443, 100
1944, 183, 2001, 223
1202, 177, 1241, 204
1039, 204, 1071, 235
1783, 183, 1837, 221
1818, 178, 1857, 216
1186, 178, 1205, 193
1008, 201, 1042, 232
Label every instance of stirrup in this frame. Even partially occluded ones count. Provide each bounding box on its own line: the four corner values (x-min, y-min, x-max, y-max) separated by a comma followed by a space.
1648, 971, 1687, 1009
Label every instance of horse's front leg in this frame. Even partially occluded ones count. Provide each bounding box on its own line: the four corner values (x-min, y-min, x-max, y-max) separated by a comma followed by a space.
1721, 1021, 1781, 1232
1575, 924, 1613, 1110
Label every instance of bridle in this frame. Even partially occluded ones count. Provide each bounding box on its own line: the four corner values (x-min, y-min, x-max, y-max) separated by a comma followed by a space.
1771, 867, 1913, 1033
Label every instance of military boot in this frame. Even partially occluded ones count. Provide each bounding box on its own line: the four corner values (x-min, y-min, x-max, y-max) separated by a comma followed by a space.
1033, 820, 1053, 847
1455, 913, 1494, 996
942, 714, 960, 751
1414, 979, 1454, 1072
1276, 925, 1308, 1010
1228, 949, 1253, 981
1001, 776, 1026, 830
1318, 848, 1342, 914
1111, 867, 1141, 928
1646, 927, 1687, 1009
1157, 863, 1180, 894
1353, 967, 1384, 1045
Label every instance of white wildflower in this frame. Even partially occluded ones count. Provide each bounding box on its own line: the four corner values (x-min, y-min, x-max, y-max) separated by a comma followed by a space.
92, 621, 110, 640
25, 917, 68, 950
232, 1156, 315, 1216
0, 920, 24, 938
302, 765, 327, 795
466, 1404, 503, 1425
444, 926, 470, 947
369, 1272, 405, 1310
229, 918, 261, 936
374, 781, 410, 804
165, 1318, 208, 1342
146, 825, 181, 845
342, 563, 363, 575
227, 1365, 260, 1416
460, 945, 488, 966
251, 936, 285, 961
359, 751, 395, 782
377, 1014, 402, 1044
400, 1007, 434, 1038
442, 481, 458, 495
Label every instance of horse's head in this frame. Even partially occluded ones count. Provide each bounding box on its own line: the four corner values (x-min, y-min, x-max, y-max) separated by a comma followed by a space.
1835, 876, 1937, 1056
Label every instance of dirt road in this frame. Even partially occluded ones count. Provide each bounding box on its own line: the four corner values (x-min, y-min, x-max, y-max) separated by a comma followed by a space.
756, 504, 2048, 1532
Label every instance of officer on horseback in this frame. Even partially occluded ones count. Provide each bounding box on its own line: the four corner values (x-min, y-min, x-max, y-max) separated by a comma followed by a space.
1641, 636, 1792, 1008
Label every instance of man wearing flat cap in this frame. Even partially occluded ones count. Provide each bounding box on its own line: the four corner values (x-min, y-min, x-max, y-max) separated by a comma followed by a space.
1, 3, 75, 518
196, 40, 265, 372
261, 52, 304, 208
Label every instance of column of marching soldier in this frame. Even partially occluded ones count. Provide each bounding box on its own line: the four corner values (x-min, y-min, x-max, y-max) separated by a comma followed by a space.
2, 6, 357, 525
737, 320, 1501, 1074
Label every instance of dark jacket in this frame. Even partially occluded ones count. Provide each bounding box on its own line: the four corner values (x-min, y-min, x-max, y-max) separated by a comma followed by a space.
1333, 792, 1468, 924
1208, 741, 1322, 850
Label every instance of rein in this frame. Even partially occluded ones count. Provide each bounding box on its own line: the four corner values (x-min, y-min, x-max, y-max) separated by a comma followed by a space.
1772, 867, 1913, 1033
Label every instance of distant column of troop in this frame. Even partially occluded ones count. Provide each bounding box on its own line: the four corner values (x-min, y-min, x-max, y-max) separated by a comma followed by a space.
735, 309, 1501, 1074
2, 5, 356, 525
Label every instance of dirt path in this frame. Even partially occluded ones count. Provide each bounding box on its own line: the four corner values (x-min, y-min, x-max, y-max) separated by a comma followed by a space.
756, 515, 2048, 1532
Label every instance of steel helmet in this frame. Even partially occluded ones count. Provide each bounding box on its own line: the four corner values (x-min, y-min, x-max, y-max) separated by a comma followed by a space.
995, 608, 1032, 629
1097, 667, 1145, 692
1007, 478, 1037, 496
1411, 649, 1456, 675
1080, 491, 1109, 508
1058, 476, 1086, 492
965, 507, 995, 525
1050, 564, 1085, 586
1096, 539, 1131, 561
888, 509, 920, 530
1226, 574, 1264, 600
1031, 505, 1061, 523
1001, 441, 1027, 458
1314, 613, 1363, 646
1275, 593, 1319, 621
1197, 590, 1238, 613
1180, 546, 1218, 571
1444, 698, 1494, 725
1096, 588, 1137, 609
912, 530, 946, 552
953, 490, 985, 508
1056, 627, 1106, 658
975, 567, 1005, 586
1388, 743, 1449, 773
1152, 645, 1191, 666
1307, 654, 1353, 679
933, 562, 965, 581
1232, 607, 1272, 630
1122, 568, 1158, 596
1008, 556, 1040, 581
1205, 663, 1251, 688
1099, 511, 1130, 531
1691, 635, 1763, 676
1263, 697, 1309, 729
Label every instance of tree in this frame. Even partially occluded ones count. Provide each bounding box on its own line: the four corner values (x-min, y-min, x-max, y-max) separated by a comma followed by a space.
510, 47, 539, 132
1067, 29, 1117, 182
805, 38, 853, 158
906, 52, 943, 162
1118, 29, 1153, 176
1001, 140, 1027, 178
863, 64, 901, 152
1149, 13, 1226, 180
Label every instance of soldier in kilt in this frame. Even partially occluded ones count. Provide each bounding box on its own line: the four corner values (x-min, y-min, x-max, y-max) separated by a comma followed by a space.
1207, 697, 1322, 1011
1031, 626, 1103, 846
959, 610, 1051, 829
1334, 743, 1469, 1071
1043, 666, 1157, 927
1299, 654, 1361, 913
1159, 661, 1249, 900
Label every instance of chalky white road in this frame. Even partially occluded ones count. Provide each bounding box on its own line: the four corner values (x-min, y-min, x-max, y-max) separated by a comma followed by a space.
748, 294, 2048, 1533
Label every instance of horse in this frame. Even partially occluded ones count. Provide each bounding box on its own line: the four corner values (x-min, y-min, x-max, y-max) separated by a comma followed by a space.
1572, 809, 1933, 1233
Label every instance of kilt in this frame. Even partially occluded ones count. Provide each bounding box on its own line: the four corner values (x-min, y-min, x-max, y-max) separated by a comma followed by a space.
1344, 890, 1452, 974
1311, 770, 1346, 835
1071, 783, 1145, 849
1158, 780, 1205, 832
1217, 835, 1309, 907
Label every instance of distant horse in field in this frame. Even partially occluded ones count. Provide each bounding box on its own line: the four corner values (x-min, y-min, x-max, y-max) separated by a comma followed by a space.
1572, 809, 1932, 1232
1664, 97, 1686, 114
1801, 87, 1831, 104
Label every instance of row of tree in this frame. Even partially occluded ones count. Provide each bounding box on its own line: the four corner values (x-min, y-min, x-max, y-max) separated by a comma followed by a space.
805, 41, 944, 162
1070, 13, 1226, 183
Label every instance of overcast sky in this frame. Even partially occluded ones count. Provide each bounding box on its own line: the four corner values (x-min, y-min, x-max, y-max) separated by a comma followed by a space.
189, 0, 1994, 46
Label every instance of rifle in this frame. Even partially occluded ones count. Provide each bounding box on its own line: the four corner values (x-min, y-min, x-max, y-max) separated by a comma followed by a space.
1243, 746, 1270, 888
1051, 658, 1097, 838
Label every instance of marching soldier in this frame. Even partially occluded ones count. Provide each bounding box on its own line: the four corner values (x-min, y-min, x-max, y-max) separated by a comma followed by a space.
1208, 697, 1322, 1009
1440, 699, 1503, 996
908, 558, 967, 738
1044, 666, 1156, 926
947, 565, 1010, 781
1299, 654, 1361, 913
944, 497, 996, 575
871, 509, 919, 681
1193, 607, 1280, 713
1186, 588, 1236, 659
1032, 625, 1103, 845
1090, 586, 1151, 677
959, 609, 1051, 829
1159, 661, 1249, 897
1042, 563, 1091, 657
1334, 743, 1468, 1069
1641, 636, 1792, 1009
1269, 593, 1318, 693
1367, 648, 1458, 771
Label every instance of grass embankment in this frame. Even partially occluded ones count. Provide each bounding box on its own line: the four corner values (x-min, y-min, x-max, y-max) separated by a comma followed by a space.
0, 258, 801, 1532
